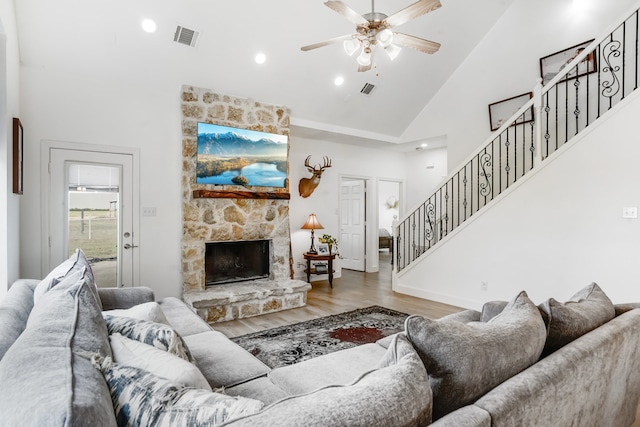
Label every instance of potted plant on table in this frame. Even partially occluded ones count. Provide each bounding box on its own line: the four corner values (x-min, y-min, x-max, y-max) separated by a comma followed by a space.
318, 234, 340, 257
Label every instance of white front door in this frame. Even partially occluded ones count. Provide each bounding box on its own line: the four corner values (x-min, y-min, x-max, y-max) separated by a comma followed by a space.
46, 147, 138, 287
340, 179, 366, 271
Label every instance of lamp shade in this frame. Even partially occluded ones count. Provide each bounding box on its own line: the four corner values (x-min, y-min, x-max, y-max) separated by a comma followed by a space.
301, 213, 324, 230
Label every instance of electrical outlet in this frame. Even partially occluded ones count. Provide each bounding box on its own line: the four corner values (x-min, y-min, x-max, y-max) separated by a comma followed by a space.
480, 281, 488, 291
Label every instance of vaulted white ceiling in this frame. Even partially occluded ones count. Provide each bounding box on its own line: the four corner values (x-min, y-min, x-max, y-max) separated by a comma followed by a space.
14, 0, 515, 149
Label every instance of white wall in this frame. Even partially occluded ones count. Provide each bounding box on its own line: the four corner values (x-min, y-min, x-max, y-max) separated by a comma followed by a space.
396, 92, 640, 309
19, 69, 184, 298
404, 147, 448, 210
402, 0, 640, 171
0, 1, 21, 293
289, 136, 407, 277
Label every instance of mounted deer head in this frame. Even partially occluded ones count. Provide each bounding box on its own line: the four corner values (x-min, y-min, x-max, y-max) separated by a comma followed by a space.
298, 155, 332, 198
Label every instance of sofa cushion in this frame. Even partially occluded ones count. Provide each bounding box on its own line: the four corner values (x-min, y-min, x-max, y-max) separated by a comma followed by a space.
104, 314, 194, 362
158, 297, 213, 337
93, 357, 263, 427
0, 280, 37, 361
98, 286, 156, 310
104, 301, 170, 324
225, 377, 290, 406
538, 282, 615, 356
224, 334, 432, 427
268, 343, 387, 395
183, 331, 271, 388
0, 267, 116, 426
405, 291, 546, 420
109, 333, 211, 390
33, 248, 96, 305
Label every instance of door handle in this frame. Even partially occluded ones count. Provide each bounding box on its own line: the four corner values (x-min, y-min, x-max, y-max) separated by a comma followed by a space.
123, 243, 139, 249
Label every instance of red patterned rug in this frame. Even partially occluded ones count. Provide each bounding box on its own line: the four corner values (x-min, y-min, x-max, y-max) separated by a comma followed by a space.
230, 306, 408, 368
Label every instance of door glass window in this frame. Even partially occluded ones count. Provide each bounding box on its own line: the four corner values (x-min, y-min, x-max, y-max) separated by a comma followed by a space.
67, 163, 120, 287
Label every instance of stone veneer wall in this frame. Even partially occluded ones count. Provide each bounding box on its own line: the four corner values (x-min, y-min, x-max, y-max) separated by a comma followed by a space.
181, 85, 293, 294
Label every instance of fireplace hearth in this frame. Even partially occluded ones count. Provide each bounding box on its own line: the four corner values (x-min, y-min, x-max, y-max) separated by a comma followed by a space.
205, 240, 271, 286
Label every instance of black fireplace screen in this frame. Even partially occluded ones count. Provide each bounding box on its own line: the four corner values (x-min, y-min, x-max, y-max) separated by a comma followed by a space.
205, 240, 271, 286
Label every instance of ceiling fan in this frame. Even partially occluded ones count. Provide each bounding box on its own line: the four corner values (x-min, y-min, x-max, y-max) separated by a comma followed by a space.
301, 0, 442, 72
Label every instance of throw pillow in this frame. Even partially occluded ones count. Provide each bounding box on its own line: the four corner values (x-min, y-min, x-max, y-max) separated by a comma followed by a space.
0, 280, 36, 361
538, 282, 615, 356
33, 248, 97, 306
480, 300, 509, 322
104, 315, 194, 362
0, 267, 115, 426
405, 291, 546, 420
109, 333, 211, 390
92, 356, 263, 427
103, 301, 170, 325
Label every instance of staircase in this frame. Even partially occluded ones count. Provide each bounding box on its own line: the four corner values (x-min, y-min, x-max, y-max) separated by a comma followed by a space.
395, 5, 640, 275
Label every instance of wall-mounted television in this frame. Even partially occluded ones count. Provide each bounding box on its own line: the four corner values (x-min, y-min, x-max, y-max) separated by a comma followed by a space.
196, 122, 288, 188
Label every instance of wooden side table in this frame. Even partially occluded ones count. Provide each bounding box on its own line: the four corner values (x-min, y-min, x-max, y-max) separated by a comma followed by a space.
303, 252, 336, 288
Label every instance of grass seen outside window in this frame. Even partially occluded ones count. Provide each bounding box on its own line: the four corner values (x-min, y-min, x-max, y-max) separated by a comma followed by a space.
68, 209, 117, 260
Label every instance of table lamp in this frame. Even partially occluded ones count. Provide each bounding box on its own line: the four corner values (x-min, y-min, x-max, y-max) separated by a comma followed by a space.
301, 213, 324, 254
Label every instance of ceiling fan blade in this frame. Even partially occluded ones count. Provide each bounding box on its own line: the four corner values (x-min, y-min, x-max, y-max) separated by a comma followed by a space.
393, 33, 441, 54
324, 1, 369, 26
301, 34, 355, 51
384, 0, 442, 28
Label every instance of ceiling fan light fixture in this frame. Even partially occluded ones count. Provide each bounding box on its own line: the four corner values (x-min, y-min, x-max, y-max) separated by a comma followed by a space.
357, 48, 372, 66
343, 38, 360, 56
376, 28, 394, 47
385, 44, 401, 61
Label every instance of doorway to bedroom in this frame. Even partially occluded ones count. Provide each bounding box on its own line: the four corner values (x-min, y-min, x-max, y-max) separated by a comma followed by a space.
377, 179, 403, 269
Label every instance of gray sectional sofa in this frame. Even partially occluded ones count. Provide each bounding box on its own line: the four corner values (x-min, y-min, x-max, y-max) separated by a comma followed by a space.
1, 250, 640, 426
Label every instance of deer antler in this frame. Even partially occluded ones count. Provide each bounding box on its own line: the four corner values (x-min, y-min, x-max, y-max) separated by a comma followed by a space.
320, 156, 332, 170
304, 155, 314, 171
304, 155, 332, 171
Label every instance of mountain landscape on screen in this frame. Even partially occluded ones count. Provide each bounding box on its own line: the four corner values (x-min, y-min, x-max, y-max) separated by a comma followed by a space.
196, 123, 288, 188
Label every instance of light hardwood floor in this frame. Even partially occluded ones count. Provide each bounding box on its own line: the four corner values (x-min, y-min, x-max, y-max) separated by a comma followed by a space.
214, 251, 463, 338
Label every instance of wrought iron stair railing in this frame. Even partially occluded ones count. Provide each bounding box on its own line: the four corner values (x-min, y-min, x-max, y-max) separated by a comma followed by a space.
395, 6, 640, 273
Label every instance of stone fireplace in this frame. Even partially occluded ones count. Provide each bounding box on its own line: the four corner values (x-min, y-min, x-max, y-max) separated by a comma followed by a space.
180, 85, 310, 323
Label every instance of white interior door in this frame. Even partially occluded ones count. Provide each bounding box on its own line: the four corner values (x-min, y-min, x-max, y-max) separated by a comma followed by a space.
340, 179, 366, 271
47, 147, 137, 287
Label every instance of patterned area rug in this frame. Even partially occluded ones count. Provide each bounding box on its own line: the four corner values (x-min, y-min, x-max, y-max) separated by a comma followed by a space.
231, 306, 408, 369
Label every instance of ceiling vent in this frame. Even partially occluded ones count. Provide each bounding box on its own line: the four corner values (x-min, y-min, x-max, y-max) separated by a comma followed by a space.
360, 83, 376, 95
174, 26, 200, 47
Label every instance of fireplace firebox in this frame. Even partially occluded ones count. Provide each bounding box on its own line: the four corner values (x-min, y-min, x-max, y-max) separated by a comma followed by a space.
205, 240, 271, 286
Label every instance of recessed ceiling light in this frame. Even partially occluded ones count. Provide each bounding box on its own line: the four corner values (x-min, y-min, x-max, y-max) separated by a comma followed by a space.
141, 19, 157, 33
334, 76, 344, 86
255, 53, 266, 64
421, 143, 428, 148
